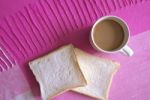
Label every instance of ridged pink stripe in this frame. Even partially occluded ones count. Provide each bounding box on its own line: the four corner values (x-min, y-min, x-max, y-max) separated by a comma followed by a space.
0, 0, 147, 72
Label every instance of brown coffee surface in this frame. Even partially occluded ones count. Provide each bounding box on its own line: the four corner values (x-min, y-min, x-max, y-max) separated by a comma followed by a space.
93, 20, 124, 51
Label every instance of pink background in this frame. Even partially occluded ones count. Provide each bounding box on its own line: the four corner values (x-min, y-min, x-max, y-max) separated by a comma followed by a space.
0, 0, 150, 100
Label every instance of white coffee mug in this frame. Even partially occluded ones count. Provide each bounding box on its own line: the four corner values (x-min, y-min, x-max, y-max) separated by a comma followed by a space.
90, 16, 134, 56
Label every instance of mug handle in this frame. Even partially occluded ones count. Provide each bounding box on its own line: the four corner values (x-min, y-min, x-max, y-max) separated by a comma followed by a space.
120, 45, 134, 56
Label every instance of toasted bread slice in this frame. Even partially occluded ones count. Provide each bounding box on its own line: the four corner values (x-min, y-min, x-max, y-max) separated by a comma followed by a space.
73, 48, 120, 100
29, 44, 86, 100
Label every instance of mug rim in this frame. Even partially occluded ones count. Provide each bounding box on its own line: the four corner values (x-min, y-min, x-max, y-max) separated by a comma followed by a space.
90, 15, 130, 53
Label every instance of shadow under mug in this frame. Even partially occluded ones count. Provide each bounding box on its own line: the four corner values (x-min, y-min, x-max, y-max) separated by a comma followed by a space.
90, 16, 134, 56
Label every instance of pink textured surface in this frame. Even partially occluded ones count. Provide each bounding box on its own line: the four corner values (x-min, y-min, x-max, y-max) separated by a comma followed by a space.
0, 0, 150, 100
0, 0, 36, 20
103, 31, 150, 100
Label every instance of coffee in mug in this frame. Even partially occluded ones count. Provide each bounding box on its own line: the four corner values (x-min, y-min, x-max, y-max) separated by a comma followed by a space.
90, 16, 134, 56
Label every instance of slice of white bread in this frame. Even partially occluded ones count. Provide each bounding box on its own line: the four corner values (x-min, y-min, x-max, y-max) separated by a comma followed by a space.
29, 44, 86, 100
72, 48, 120, 100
